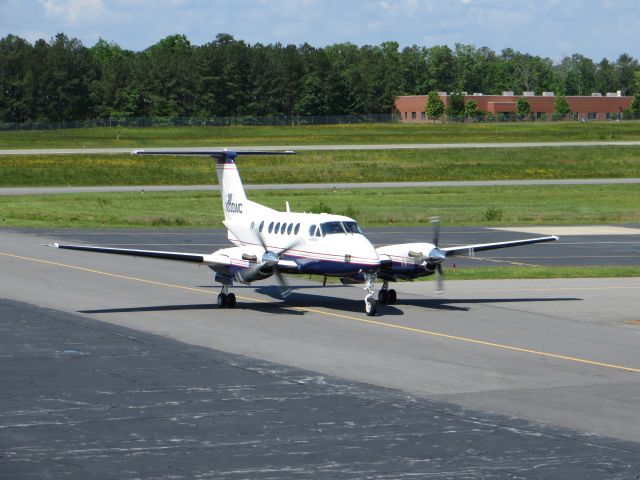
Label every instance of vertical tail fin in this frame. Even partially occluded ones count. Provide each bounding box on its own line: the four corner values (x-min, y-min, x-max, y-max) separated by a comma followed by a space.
132, 149, 294, 224
215, 150, 247, 222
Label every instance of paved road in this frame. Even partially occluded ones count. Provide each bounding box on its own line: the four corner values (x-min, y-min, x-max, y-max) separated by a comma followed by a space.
2, 177, 640, 196
3, 299, 639, 479
2, 298, 639, 479
2, 140, 640, 155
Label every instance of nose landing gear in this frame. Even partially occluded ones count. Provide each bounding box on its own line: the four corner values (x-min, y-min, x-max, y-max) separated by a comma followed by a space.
364, 272, 377, 316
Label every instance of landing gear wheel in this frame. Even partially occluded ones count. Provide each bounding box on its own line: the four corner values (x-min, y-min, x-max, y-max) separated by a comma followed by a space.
378, 289, 388, 305
365, 297, 377, 316
227, 293, 236, 308
388, 289, 397, 305
217, 293, 228, 308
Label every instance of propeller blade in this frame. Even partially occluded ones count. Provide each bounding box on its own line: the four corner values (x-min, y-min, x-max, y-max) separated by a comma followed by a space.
270, 237, 304, 298
430, 216, 440, 247
274, 269, 293, 298
435, 263, 445, 293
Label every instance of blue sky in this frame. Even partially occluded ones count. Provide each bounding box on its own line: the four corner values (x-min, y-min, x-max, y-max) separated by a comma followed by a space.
1, 0, 638, 62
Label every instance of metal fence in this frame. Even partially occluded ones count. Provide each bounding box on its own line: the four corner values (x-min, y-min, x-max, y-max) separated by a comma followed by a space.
0, 113, 401, 131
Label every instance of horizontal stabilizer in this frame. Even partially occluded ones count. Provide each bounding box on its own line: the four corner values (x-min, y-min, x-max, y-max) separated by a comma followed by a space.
132, 149, 295, 158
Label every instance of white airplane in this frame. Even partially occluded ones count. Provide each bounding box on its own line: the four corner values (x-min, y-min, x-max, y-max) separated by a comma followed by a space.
49, 149, 558, 316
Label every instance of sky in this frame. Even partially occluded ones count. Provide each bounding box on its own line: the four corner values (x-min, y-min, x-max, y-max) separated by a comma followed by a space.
0, 0, 638, 62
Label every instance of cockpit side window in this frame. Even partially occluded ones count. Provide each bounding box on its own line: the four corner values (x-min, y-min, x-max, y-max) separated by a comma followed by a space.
342, 221, 363, 234
320, 221, 346, 236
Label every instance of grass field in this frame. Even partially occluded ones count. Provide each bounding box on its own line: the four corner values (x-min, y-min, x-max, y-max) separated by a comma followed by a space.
2, 184, 638, 228
2, 121, 640, 149
2, 146, 640, 187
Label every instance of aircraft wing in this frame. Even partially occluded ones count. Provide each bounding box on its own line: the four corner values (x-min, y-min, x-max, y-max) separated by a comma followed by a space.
47, 243, 231, 267
442, 235, 558, 257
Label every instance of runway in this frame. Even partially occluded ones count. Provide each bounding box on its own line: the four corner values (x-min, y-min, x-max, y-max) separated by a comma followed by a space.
2, 228, 640, 477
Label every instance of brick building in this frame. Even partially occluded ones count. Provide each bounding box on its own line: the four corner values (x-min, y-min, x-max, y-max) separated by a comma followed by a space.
395, 92, 633, 122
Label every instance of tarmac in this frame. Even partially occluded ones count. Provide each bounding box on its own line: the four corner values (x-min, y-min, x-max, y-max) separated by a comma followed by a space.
1, 228, 640, 478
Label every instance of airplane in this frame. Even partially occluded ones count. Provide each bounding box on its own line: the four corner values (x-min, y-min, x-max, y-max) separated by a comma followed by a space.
48, 149, 558, 316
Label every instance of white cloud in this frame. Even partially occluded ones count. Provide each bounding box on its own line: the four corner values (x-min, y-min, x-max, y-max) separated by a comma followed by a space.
40, 0, 107, 24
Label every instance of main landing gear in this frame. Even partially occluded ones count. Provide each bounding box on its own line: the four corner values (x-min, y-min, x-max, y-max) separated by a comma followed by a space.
217, 284, 236, 308
377, 280, 397, 305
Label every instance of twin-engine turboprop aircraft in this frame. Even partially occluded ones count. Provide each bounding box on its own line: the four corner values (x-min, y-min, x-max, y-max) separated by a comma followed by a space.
49, 149, 558, 316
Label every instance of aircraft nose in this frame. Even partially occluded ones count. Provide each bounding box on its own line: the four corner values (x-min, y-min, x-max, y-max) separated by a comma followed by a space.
348, 236, 379, 267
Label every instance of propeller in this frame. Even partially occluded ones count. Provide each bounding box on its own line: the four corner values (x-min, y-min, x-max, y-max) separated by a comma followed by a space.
429, 216, 446, 293
234, 225, 301, 299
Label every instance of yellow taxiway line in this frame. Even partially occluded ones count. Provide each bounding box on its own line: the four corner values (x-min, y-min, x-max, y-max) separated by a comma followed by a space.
2, 250, 640, 375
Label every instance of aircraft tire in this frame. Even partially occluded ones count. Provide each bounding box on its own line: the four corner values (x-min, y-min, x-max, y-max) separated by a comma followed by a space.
365, 297, 377, 316
217, 293, 228, 308
227, 293, 236, 308
377, 289, 388, 304
388, 289, 397, 304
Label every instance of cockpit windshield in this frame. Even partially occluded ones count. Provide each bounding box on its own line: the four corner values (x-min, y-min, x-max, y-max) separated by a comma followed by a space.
343, 221, 363, 234
319, 221, 363, 236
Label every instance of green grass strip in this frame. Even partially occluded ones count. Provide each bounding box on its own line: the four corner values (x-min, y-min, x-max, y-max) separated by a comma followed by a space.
1, 184, 639, 228
2, 146, 640, 187
2, 121, 640, 149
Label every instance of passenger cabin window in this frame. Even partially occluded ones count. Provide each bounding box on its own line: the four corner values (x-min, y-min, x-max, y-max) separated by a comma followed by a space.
309, 225, 317, 237
279, 223, 286, 234
320, 221, 346, 236
268, 222, 274, 233
287, 223, 293, 235
294, 223, 300, 235
275, 222, 280, 234
259, 221, 264, 232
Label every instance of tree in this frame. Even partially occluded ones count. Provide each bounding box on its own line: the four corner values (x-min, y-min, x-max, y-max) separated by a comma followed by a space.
464, 99, 483, 120
424, 45, 455, 93
425, 91, 444, 123
631, 71, 640, 113
615, 53, 639, 95
595, 58, 618, 94
516, 97, 531, 119
553, 94, 570, 119
445, 91, 465, 120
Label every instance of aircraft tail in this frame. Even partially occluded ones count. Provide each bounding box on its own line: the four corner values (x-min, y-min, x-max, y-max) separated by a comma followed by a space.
132, 149, 294, 223
215, 151, 248, 222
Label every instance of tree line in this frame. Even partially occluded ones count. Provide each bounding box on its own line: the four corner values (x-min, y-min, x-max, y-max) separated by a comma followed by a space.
0, 32, 638, 123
